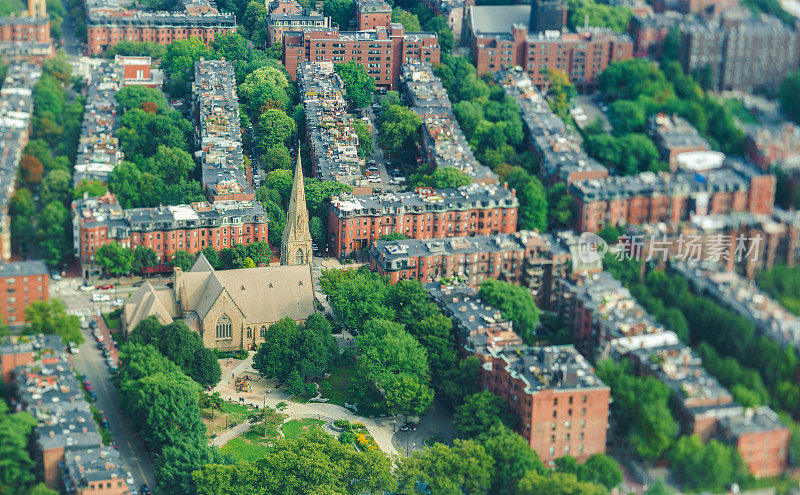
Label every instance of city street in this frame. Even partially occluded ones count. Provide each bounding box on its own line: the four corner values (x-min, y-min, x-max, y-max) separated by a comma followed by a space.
71, 318, 155, 491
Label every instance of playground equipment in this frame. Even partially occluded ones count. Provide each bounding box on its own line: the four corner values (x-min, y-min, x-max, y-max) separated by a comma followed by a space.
234, 374, 252, 393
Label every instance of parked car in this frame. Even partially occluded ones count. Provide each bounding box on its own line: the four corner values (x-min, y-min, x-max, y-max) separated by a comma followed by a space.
400, 422, 417, 431
68, 343, 79, 354
80, 318, 89, 330
95, 333, 104, 343
79, 284, 94, 292
101, 416, 110, 429
113, 298, 124, 306
88, 390, 97, 401
89, 320, 98, 330
92, 293, 110, 302
132, 281, 144, 288
126, 472, 134, 486
96, 283, 114, 290
140, 484, 151, 495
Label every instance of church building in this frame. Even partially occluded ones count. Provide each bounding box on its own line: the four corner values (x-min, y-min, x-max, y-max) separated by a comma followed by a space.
281, 150, 313, 266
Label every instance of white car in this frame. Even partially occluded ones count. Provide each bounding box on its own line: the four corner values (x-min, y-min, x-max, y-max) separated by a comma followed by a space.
80, 318, 89, 330
79, 284, 94, 292
92, 293, 111, 302
126, 472, 134, 486
68, 343, 79, 354
113, 298, 124, 306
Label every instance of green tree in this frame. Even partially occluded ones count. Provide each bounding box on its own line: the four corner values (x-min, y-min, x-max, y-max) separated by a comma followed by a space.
410, 168, 472, 189
132, 245, 158, 273
73, 180, 108, 199
95, 242, 134, 277
608, 100, 646, 134
256, 109, 296, 151
37, 201, 70, 267
478, 423, 546, 495
547, 183, 574, 229
238, 66, 291, 115
161, 37, 210, 96
309, 216, 325, 248
383, 373, 434, 419
352, 119, 373, 157
335, 61, 375, 109
478, 279, 540, 343
578, 454, 623, 490
24, 300, 83, 344
396, 440, 493, 495
0, 401, 37, 494
252, 315, 338, 383
9, 189, 35, 255
39, 169, 72, 206
264, 144, 292, 171
454, 391, 516, 438
171, 250, 195, 272
391, 7, 421, 31
115, 85, 169, 113
377, 104, 421, 154
437, 356, 481, 409
156, 438, 221, 495
780, 70, 800, 124
546, 69, 576, 122
505, 167, 547, 232
517, 471, 606, 495
323, 0, 355, 30
667, 435, 752, 492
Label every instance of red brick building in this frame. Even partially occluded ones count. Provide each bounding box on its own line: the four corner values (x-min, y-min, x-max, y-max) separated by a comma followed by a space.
85, 0, 236, 56
0, 260, 49, 326
283, 24, 440, 88
72, 194, 269, 279
356, 0, 391, 31
428, 285, 611, 465
571, 162, 776, 233
465, 4, 633, 88
328, 184, 519, 259
719, 409, 790, 478
371, 231, 569, 308
745, 124, 800, 171
267, 0, 328, 45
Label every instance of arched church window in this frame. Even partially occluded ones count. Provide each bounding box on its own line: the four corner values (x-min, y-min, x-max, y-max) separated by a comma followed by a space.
216, 315, 231, 339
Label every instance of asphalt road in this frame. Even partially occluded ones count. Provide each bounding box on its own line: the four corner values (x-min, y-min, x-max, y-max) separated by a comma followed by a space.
71, 322, 156, 492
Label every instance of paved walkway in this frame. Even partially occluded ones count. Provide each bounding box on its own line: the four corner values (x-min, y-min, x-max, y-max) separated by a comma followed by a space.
212, 354, 400, 454
211, 421, 251, 447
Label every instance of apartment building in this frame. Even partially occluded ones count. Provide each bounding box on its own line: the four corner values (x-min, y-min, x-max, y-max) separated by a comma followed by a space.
0, 63, 41, 260
283, 24, 440, 88
571, 160, 776, 233
465, 3, 633, 88
428, 284, 611, 465
192, 59, 253, 203
495, 68, 608, 186
2, 335, 129, 491
649, 113, 711, 170
267, 0, 328, 44
355, 0, 391, 30
297, 62, 363, 186
371, 231, 569, 308
745, 123, 800, 171
114, 55, 163, 88
399, 62, 498, 184
419, 0, 473, 42
73, 62, 122, 186
0, 260, 49, 326
628, 12, 682, 57
72, 193, 268, 279
328, 184, 519, 259
678, 11, 798, 91
85, 0, 236, 55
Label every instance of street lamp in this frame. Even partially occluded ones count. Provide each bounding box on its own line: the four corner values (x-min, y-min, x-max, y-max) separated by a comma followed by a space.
263, 393, 266, 409
225, 413, 228, 429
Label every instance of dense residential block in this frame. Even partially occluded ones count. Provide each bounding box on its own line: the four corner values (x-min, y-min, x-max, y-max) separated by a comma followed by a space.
745, 123, 800, 171
370, 231, 569, 308
0, 63, 41, 261
297, 62, 363, 186
192, 59, 254, 203
283, 23, 441, 89
85, 0, 236, 56
0, 261, 49, 326
465, 4, 633, 88
678, 11, 798, 92
356, 0, 391, 31
419, 0, 473, 43
428, 284, 611, 465
495, 68, 608, 186
72, 193, 269, 279
328, 184, 519, 259
649, 113, 711, 170
400, 62, 498, 185
571, 160, 776, 232
1, 335, 129, 492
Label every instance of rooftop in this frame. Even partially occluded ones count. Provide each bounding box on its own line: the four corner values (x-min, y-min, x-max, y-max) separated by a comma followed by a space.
0, 260, 48, 278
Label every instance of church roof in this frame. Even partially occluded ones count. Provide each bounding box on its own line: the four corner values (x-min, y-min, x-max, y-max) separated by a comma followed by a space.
123, 281, 178, 331
281, 147, 312, 260
190, 253, 215, 272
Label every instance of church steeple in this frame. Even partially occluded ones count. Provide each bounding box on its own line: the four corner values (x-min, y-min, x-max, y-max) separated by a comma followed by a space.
280, 147, 313, 265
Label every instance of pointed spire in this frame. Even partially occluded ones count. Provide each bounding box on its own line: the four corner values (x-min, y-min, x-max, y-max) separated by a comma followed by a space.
281, 144, 313, 265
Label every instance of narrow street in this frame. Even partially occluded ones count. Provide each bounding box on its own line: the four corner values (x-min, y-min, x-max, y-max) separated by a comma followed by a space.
71, 319, 156, 491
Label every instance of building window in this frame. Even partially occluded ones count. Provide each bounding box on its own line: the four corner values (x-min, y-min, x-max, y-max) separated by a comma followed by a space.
216, 315, 232, 339
261, 325, 267, 338
246, 327, 252, 338
295, 249, 304, 264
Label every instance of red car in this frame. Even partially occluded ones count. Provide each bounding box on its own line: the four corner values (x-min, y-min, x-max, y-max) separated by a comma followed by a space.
96, 283, 114, 290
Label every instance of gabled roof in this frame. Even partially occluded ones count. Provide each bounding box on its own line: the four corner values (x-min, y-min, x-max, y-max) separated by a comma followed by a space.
124, 281, 178, 330
190, 253, 215, 272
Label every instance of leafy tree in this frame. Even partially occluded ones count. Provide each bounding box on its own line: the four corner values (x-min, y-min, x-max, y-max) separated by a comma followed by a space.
608, 100, 646, 134
437, 356, 481, 409
246, 241, 271, 266
37, 201, 70, 267
171, 250, 195, 272
105, 40, 166, 58
377, 104, 421, 154
410, 168, 472, 189
115, 86, 169, 113
477, 423, 546, 495
479, 279, 540, 342
352, 119, 373, 157
238, 66, 291, 116
322, 268, 394, 330
40, 169, 72, 206
252, 315, 338, 384
396, 440, 493, 495
379, 232, 408, 241
133, 246, 158, 273
383, 373, 434, 419
9, 189, 35, 255
0, 401, 37, 493
74, 180, 108, 199
667, 435, 752, 492
505, 167, 547, 232
117, 110, 191, 159
264, 144, 292, 171
780, 70, 800, 124
517, 471, 606, 495
391, 7, 421, 31
309, 216, 325, 249
454, 392, 516, 438
577, 454, 623, 490
19, 155, 43, 184
547, 183, 574, 229
156, 438, 222, 495
161, 37, 210, 96
95, 242, 134, 277
24, 300, 83, 344
323, 0, 355, 30
545, 69, 576, 122
256, 109, 296, 151
335, 61, 375, 109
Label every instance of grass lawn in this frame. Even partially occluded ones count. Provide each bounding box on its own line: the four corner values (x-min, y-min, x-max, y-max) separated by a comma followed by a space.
281, 419, 325, 439
315, 355, 389, 417
220, 435, 271, 462
202, 402, 255, 436
103, 311, 122, 331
